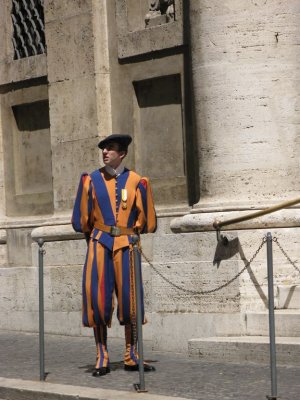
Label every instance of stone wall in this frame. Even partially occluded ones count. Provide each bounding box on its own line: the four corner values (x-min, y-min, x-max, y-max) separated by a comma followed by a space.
0, 0, 299, 353
189, 0, 300, 209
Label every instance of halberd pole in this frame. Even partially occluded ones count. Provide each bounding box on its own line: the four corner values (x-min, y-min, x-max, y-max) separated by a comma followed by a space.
38, 238, 45, 381
132, 234, 147, 392
266, 233, 278, 400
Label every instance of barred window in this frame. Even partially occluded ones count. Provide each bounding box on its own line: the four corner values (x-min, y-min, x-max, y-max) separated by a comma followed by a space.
11, 0, 46, 60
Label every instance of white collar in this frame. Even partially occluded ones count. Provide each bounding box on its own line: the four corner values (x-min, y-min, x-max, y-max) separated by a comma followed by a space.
105, 164, 125, 177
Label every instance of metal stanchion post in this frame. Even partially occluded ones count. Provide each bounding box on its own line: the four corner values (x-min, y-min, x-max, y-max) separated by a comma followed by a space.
38, 238, 45, 381
132, 235, 147, 393
266, 232, 278, 400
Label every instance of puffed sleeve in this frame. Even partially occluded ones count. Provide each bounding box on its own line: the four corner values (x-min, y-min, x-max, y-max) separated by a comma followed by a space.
135, 177, 157, 234
71, 173, 94, 233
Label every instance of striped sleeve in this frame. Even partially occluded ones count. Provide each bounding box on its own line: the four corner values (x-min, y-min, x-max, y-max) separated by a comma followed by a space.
71, 173, 93, 233
136, 177, 157, 234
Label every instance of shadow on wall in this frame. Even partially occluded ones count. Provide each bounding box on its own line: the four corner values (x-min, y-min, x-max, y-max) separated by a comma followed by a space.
182, 0, 200, 206
213, 236, 268, 308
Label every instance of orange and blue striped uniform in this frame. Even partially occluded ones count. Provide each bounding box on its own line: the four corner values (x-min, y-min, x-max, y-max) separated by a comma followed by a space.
72, 167, 157, 329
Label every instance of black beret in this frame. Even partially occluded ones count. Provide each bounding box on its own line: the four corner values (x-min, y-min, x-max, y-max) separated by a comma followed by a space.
98, 134, 132, 150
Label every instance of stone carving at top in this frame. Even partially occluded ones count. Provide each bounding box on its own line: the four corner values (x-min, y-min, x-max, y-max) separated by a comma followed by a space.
145, 0, 175, 27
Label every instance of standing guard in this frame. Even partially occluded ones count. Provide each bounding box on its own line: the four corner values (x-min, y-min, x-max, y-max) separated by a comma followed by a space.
72, 134, 157, 376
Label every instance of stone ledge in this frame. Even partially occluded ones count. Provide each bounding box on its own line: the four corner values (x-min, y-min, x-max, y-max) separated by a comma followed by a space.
171, 209, 300, 233
31, 225, 84, 242
0, 377, 189, 400
117, 22, 183, 59
0, 54, 47, 86
0, 213, 70, 229
188, 336, 300, 366
245, 310, 300, 336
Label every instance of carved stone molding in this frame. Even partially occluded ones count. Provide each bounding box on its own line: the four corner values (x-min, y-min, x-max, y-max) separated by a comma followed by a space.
170, 209, 300, 233
31, 224, 84, 242
116, 0, 182, 59
145, 0, 175, 27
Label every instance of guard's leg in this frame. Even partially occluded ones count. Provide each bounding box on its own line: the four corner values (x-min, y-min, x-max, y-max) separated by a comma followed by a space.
83, 241, 115, 327
123, 324, 155, 371
124, 323, 139, 367
112, 247, 145, 325
92, 325, 110, 376
113, 247, 155, 371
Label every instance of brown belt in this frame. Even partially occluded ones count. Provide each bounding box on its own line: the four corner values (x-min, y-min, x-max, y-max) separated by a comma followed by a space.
94, 222, 136, 237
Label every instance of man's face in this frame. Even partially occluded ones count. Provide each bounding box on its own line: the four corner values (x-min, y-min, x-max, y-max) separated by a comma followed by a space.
102, 142, 125, 168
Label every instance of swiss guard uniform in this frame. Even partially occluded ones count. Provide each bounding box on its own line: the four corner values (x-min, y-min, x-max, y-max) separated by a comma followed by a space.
72, 135, 156, 376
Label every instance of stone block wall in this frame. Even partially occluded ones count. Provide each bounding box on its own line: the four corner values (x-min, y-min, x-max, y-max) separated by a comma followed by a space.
0, 0, 299, 354
189, 0, 300, 209
45, 0, 100, 212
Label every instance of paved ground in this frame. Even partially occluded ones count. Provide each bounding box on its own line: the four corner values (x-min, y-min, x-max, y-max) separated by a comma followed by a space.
0, 331, 299, 399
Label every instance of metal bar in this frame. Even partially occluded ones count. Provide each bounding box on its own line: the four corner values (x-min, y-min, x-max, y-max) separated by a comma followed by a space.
132, 235, 146, 392
38, 238, 45, 381
266, 233, 278, 400
213, 196, 300, 230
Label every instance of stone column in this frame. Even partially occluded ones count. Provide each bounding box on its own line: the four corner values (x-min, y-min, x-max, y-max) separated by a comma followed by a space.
169, 1, 300, 342
189, 0, 300, 212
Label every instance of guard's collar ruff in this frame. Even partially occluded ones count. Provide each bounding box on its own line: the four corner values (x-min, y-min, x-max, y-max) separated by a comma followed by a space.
105, 164, 125, 177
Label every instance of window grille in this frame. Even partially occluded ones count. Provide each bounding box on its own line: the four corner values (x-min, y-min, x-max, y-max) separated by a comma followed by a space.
11, 0, 46, 60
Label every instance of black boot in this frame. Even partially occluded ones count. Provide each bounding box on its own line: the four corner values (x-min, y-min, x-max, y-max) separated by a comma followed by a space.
123, 324, 156, 372
92, 326, 110, 377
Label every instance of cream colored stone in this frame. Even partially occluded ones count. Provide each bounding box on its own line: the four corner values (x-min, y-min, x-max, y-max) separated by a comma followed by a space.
0, 230, 6, 244
277, 285, 300, 309
149, 312, 244, 352
51, 139, 99, 211
7, 228, 33, 266
246, 310, 300, 337
116, 0, 183, 58
92, 0, 114, 138
44, 0, 92, 22
46, 13, 95, 83
0, 55, 47, 86
171, 209, 300, 232
0, 311, 39, 332
0, 0, 300, 359
190, 0, 300, 209
1, 85, 53, 217
188, 336, 300, 366
0, 376, 191, 400
150, 259, 240, 313
0, 267, 38, 314
31, 225, 83, 243
0, 245, 8, 267
48, 78, 98, 143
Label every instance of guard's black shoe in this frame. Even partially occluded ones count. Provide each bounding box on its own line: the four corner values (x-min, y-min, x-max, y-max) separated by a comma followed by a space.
124, 363, 155, 372
92, 366, 110, 377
